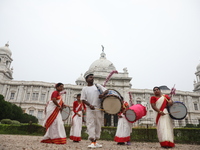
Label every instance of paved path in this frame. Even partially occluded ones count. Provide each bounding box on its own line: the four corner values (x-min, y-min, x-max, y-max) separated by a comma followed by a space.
0, 135, 200, 150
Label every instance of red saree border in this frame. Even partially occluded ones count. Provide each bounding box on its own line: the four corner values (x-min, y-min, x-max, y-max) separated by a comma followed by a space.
114, 136, 130, 142
69, 136, 81, 141
156, 95, 168, 125
160, 141, 175, 148
41, 137, 66, 144
45, 99, 63, 130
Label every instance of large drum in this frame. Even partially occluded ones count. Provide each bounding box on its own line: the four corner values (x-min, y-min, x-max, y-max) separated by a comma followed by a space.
125, 104, 147, 123
167, 101, 187, 120
101, 89, 122, 114
61, 106, 71, 121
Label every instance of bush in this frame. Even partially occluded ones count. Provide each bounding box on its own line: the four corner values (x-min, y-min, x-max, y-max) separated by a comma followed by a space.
1, 119, 12, 124
11, 120, 20, 124
18, 113, 38, 124
184, 124, 197, 128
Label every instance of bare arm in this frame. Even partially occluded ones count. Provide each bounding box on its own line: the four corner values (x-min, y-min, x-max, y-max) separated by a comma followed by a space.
82, 100, 95, 110
99, 90, 108, 99
167, 99, 173, 107
151, 103, 165, 116
52, 98, 62, 110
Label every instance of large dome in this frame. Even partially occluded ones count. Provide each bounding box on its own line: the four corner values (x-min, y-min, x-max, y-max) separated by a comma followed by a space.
0, 43, 12, 56
87, 51, 116, 73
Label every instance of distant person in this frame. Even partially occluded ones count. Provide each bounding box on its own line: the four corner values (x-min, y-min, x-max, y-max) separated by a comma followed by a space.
41, 83, 67, 144
114, 98, 132, 145
81, 73, 108, 148
70, 94, 86, 142
150, 86, 175, 148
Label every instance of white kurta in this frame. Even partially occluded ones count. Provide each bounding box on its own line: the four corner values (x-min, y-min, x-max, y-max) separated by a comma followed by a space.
81, 84, 106, 140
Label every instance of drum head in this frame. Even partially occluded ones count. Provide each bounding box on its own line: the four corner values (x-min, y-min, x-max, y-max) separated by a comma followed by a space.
168, 102, 187, 120
102, 97, 121, 114
61, 106, 71, 121
125, 109, 136, 123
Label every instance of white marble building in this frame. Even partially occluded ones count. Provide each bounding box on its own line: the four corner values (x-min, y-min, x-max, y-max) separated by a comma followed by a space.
0, 43, 200, 127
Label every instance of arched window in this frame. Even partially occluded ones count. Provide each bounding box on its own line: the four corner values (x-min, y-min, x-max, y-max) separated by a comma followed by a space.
194, 103, 198, 110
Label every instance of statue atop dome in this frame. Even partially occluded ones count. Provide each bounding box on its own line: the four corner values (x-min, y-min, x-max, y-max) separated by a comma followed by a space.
101, 45, 104, 52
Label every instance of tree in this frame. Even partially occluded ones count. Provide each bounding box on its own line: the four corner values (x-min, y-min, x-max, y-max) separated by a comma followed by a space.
0, 94, 38, 123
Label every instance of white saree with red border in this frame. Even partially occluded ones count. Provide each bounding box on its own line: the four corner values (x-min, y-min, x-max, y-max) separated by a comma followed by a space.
155, 95, 175, 147
41, 98, 66, 144
70, 103, 83, 141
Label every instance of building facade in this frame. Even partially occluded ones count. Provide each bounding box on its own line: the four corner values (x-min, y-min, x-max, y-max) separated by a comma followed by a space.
0, 43, 200, 127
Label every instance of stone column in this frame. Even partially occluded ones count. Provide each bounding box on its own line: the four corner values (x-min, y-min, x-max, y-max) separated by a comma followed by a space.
16, 85, 24, 102
5, 85, 10, 101
38, 86, 42, 102
2, 84, 7, 96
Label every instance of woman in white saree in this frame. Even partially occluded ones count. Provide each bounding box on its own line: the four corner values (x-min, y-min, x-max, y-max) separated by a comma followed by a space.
150, 87, 175, 148
41, 83, 67, 144
70, 94, 86, 142
114, 100, 132, 145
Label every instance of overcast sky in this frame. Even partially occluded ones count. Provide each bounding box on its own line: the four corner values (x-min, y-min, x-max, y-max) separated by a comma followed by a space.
0, 0, 200, 92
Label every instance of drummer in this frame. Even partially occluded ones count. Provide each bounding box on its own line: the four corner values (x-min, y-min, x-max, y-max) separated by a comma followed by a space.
150, 86, 175, 148
81, 73, 108, 148
114, 97, 132, 145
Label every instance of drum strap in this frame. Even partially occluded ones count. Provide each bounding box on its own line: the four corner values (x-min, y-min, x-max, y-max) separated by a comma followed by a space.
95, 84, 103, 104
163, 95, 169, 102
95, 84, 102, 94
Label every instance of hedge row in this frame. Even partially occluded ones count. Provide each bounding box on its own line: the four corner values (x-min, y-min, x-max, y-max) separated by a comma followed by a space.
0, 124, 200, 144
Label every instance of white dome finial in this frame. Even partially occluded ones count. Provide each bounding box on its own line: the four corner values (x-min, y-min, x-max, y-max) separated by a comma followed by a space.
100, 45, 106, 59
5, 41, 9, 47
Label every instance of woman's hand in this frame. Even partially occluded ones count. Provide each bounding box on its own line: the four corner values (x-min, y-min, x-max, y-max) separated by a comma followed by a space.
118, 115, 122, 118
168, 99, 173, 107
158, 111, 165, 116
63, 104, 69, 108
58, 106, 62, 110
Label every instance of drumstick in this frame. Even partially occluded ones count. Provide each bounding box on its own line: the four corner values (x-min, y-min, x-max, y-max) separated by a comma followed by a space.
166, 111, 180, 114
125, 113, 135, 115
62, 110, 70, 114
95, 108, 105, 111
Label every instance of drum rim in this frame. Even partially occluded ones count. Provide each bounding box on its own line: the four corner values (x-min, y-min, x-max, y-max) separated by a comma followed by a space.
125, 109, 136, 122
168, 101, 187, 120
102, 97, 122, 114
102, 89, 122, 100
61, 106, 71, 121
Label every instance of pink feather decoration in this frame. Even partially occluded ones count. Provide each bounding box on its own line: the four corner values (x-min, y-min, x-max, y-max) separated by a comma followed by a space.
103, 70, 118, 87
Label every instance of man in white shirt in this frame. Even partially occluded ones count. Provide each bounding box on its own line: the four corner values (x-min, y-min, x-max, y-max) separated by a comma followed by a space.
81, 73, 107, 148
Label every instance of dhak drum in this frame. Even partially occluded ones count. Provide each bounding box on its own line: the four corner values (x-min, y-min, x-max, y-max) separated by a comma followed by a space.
125, 104, 147, 123
61, 106, 71, 121
167, 101, 187, 120
101, 89, 122, 114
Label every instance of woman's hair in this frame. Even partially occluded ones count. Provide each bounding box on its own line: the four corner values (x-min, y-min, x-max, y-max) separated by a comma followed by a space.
77, 94, 81, 97
153, 86, 160, 91
55, 83, 63, 88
